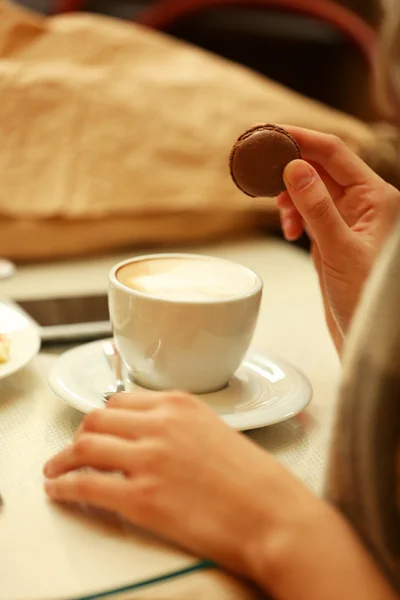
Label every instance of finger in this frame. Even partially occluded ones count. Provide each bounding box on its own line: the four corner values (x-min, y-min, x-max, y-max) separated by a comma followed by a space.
311, 242, 324, 285
311, 243, 343, 353
44, 434, 135, 478
45, 471, 129, 514
280, 206, 303, 241
81, 409, 152, 440
278, 164, 341, 241
284, 160, 350, 255
308, 161, 343, 203
279, 165, 342, 208
311, 243, 331, 322
276, 191, 293, 209
278, 125, 380, 188
311, 243, 333, 328
74, 422, 84, 440
106, 392, 163, 411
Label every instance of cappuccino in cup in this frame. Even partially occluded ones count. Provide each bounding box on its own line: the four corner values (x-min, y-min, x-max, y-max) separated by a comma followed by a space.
116, 256, 259, 301
109, 254, 262, 394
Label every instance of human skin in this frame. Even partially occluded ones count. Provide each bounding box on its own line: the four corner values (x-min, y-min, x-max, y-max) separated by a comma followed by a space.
277, 126, 400, 353
44, 130, 400, 600
44, 391, 398, 600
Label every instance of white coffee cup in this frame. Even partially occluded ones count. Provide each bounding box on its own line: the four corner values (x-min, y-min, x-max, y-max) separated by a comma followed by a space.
108, 253, 263, 394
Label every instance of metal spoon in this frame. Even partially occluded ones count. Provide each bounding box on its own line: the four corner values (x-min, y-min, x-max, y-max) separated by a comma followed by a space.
103, 341, 125, 401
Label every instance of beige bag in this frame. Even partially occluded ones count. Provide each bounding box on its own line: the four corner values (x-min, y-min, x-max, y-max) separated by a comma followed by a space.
0, 0, 399, 261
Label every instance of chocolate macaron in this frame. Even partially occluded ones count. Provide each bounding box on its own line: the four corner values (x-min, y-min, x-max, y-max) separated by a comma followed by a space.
229, 124, 301, 197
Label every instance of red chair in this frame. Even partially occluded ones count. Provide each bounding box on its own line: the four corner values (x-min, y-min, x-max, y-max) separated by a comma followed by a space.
49, 0, 388, 120
52, 0, 378, 70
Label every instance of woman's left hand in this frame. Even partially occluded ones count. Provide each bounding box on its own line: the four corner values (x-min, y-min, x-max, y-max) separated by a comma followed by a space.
43, 391, 319, 581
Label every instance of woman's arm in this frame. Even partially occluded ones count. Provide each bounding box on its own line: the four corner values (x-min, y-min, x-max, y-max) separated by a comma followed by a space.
249, 498, 398, 600
44, 391, 397, 599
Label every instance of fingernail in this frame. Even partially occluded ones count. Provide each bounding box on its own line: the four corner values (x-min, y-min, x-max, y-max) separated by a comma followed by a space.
283, 217, 293, 239
285, 161, 314, 191
283, 218, 299, 241
276, 192, 290, 209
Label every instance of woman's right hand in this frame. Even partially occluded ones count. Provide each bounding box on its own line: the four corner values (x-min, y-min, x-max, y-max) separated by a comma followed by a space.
44, 391, 398, 600
277, 127, 400, 353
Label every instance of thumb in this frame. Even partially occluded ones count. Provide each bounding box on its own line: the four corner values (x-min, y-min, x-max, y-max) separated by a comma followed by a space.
283, 160, 349, 256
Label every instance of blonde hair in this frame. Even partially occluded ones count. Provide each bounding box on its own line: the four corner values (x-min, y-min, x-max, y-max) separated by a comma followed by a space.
376, 0, 400, 122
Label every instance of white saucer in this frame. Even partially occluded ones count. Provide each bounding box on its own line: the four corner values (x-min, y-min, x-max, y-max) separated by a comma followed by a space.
48, 339, 312, 431
0, 302, 41, 380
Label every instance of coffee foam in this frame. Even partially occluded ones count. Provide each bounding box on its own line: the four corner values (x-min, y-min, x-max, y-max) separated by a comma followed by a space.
117, 257, 259, 301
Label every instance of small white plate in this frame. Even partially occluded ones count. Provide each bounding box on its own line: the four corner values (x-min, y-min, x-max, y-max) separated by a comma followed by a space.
48, 339, 312, 431
0, 302, 41, 379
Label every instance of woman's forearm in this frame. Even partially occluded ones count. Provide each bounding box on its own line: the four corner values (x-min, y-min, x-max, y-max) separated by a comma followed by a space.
246, 501, 397, 600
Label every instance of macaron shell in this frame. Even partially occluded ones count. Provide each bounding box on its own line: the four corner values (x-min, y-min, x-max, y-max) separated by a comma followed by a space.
229, 125, 301, 197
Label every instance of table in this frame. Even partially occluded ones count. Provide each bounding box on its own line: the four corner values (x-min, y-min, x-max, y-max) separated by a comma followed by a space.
0, 236, 340, 600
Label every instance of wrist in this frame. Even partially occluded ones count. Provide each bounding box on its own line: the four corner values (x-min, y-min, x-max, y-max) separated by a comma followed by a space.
243, 489, 327, 595
236, 465, 325, 592
244, 498, 397, 600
